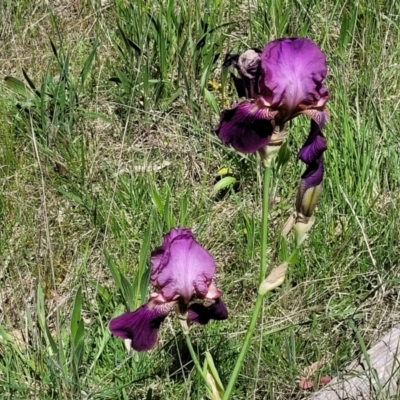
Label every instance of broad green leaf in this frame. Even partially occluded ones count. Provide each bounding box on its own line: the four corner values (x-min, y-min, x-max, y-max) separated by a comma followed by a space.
120, 273, 134, 310
36, 284, 58, 355
70, 287, 84, 346
89, 280, 110, 302
213, 176, 236, 193
104, 251, 121, 290
49, 38, 59, 60
81, 37, 99, 86
204, 88, 220, 114
205, 352, 224, 391
194, 21, 237, 51
22, 69, 37, 92
203, 352, 224, 400
163, 191, 176, 229
138, 224, 151, 282
149, 185, 164, 214
4, 76, 28, 96
57, 188, 85, 206
179, 194, 188, 226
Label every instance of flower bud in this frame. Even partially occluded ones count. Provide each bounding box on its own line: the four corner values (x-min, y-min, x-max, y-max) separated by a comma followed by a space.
296, 182, 323, 218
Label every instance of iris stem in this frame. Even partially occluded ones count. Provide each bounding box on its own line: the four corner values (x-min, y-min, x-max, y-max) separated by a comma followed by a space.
223, 164, 272, 400
183, 329, 213, 394
259, 164, 272, 284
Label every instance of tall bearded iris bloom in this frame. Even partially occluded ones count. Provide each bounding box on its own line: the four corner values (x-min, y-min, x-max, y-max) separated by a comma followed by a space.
109, 228, 228, 351
215, 38, 329, 237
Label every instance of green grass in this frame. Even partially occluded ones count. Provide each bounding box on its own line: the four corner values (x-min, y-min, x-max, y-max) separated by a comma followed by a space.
1, 0, 400, 399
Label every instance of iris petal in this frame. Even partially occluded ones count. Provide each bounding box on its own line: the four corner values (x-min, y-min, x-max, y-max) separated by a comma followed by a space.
215, 100, 275, 153
296, 157, 324, 218
259, 38, 329, 116
298, 116, 327, 164
188, 298, 228, 325
300, 157, 324, 192
109, 304, 171, 352
295, 115, 327, 219
150, 228, 216, 303
151, 227, 191, 281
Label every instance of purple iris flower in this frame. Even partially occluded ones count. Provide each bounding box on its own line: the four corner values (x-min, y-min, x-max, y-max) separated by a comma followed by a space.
216, 37, 329, 222
109, 228, 228, 351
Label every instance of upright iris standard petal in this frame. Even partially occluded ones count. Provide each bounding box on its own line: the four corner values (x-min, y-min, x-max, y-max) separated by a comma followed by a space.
151, 227, 192, 281
150, 228, 217, 303
109, 304, 172, 352
188, 298, 228, 325
259, 38, 329, 117
215, 100, 276, 153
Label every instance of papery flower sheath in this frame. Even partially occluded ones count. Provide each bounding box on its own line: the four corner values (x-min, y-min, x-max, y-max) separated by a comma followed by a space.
109, 228, 228, 351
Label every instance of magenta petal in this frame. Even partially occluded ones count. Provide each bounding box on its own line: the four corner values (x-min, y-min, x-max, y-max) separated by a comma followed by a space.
188, 298, 228, 325
296, 157, 324, 218
109, 304, 169, 351
301, 157, 324, 190
296, 111, 327, 216
298, 117, 327, 165
215, 101, 274, 154
260, 38, 329, 115
151, 228, 216, 303
151, 227, 192, 278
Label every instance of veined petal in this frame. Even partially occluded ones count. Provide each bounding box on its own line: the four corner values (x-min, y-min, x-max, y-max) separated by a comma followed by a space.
296, 113, 327, 220
109, 303, 172, 352
298, 116, 327, 164
259, 38, 329, 117
215, 99, 276, 154
151, 227, 192, 281
151, 228, 217, 303
296, 157, 324, 218
188, 298, 228, 325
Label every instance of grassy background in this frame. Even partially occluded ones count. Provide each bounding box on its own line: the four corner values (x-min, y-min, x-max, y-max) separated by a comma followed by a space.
1, 0, 400, 398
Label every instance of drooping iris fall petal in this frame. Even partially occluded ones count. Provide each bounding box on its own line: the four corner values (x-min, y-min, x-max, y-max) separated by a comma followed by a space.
188, 298, 228, 325
259, 38, 329, 117
109, 304, 172, 352
215, 100, 275, 153
150, 228, 217, 303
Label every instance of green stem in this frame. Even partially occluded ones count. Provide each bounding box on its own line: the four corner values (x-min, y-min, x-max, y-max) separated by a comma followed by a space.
259, 165, 272, 284
223, 164, 272, 400
183, 331, 212, 394
223, 294, 264, 399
